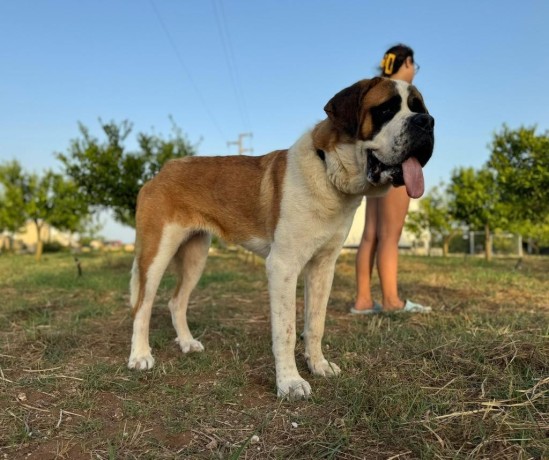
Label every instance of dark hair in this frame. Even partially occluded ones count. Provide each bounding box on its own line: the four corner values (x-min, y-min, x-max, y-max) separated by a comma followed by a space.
379, 44, 414, 77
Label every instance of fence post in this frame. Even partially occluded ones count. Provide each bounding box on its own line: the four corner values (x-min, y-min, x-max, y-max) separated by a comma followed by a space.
469, 231, 475, 255
517, 234, 523, 257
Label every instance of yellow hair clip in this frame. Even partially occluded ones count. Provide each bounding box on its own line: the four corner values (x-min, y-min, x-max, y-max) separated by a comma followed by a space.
381, 53, 396, 75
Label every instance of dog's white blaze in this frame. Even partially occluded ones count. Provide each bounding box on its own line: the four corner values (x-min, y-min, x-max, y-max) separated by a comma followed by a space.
363, 80, 416, 167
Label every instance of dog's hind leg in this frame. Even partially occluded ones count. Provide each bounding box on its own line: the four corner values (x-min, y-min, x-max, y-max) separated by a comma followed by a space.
169, 231, 211, 354
128, 224, 188, 370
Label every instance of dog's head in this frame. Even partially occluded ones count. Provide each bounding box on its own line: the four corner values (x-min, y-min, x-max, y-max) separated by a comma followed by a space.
323, 77, 434, 198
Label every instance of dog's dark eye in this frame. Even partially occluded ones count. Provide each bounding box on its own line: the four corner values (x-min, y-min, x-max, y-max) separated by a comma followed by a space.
371, 96, 401, 125
382, 108, 395, 118
409, 97, 427, 114
377, 108, 397, 125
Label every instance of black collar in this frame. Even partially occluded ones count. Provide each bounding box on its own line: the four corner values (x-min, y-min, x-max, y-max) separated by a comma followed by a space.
316, 149, 325, 161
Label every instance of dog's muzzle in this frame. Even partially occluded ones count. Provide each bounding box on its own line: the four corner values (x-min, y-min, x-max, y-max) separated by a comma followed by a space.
407, 114, 435, 163
367, 113, 435, 198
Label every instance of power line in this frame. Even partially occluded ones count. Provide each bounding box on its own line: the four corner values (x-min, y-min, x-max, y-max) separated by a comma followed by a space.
149, 0, 226, 139
211, 0, 251, 131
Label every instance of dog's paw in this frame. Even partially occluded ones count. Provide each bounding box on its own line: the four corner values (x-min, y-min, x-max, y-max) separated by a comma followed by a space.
309, 359, 341, 377
128, 353, 155, 371
176, 338, 205, 354
277, 378, 312, 400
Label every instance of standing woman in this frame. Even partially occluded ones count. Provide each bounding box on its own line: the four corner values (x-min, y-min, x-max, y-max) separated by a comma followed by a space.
351, 44, 431, 314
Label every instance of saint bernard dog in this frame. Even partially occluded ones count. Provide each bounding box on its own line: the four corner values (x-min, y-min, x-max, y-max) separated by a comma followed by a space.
128, 77, 434, 400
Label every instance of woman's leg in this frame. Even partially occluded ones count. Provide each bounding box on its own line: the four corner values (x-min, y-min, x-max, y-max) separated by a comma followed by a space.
354, 197, 379, 310
375, 186, 410, 310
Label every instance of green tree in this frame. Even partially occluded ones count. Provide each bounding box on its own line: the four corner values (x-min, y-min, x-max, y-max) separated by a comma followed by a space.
48, 173, 93, 238
405, 184, 460, 257
0, 161, 89, 260
487, 125, 549, 250
57, 119, 196, 227
512, 216, 549, 254
0, 161, 27, 234
448, 167, 504, 261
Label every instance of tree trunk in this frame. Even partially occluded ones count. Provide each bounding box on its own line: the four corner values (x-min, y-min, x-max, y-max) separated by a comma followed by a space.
443, 238, 449, 257
442, 230, 459, 258
34, 220, 44, 262
484, 224, 492, 262
2, 234, 14, 252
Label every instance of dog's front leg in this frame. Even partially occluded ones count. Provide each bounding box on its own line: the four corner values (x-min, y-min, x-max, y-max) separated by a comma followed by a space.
303, 251, 341, 378
266, 252, 311, 400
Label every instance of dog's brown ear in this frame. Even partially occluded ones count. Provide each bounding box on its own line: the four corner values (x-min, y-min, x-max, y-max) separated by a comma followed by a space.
324, 78, 382, 137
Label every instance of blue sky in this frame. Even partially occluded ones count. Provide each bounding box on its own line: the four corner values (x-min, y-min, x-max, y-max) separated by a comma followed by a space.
1, 0, 548, 242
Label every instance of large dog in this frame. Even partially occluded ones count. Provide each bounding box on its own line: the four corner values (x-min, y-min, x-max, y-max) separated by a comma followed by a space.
128, 77, 434, 400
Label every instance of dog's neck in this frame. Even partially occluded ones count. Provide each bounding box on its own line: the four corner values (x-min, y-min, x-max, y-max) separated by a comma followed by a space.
312, 118, 355, 154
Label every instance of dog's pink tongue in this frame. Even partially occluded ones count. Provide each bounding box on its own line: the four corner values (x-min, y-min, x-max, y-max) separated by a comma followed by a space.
402, 157, 425, 199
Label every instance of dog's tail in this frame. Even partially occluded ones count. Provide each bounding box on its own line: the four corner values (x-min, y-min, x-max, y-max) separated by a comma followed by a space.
129, 254, 145, 317
130, 189, 146, 316
130, 257, 140, 314
129, 257, 139, 311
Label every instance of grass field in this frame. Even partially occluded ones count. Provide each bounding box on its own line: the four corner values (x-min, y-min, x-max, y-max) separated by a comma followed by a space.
0, 249, 548, 459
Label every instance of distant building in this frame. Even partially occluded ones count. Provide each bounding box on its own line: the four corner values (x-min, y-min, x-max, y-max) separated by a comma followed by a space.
0, 221, 137, 254
0, 220, 78, 252
86, 239, 134, 252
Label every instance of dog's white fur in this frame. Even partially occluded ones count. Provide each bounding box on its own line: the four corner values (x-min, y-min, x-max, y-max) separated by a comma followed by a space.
128, 78, 433, 400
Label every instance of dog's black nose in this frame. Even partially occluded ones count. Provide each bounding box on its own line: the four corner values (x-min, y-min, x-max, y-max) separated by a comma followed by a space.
411, 113, 435, 130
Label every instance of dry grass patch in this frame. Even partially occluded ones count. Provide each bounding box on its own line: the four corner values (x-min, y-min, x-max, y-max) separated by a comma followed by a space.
0, 250, 547, 459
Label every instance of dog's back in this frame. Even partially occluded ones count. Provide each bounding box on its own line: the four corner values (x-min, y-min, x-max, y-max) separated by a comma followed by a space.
135, 151, 288, 246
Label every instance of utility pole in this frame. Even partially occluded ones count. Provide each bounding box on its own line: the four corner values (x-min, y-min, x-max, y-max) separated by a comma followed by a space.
227, 132, 253, 155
